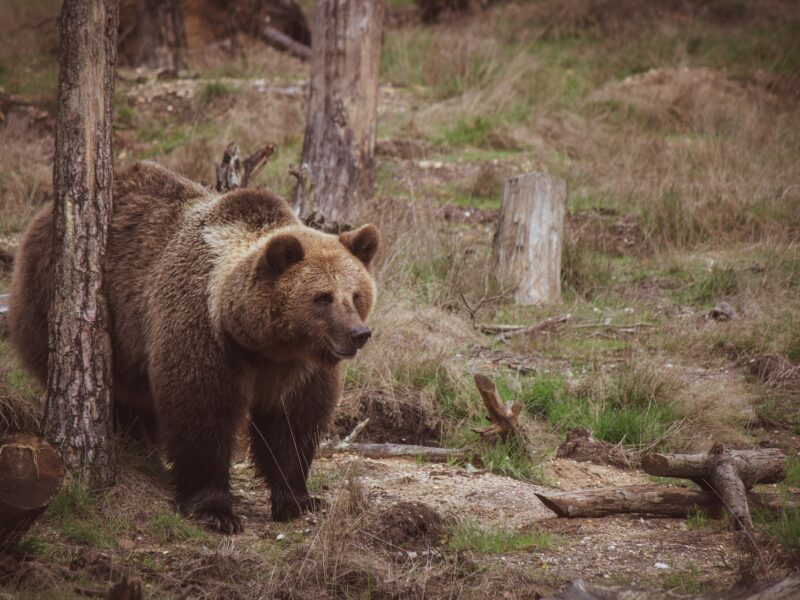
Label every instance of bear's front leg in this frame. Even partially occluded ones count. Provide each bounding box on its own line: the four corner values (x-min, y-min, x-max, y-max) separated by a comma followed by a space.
154, 376, 246, 534
250, 369, 337, 522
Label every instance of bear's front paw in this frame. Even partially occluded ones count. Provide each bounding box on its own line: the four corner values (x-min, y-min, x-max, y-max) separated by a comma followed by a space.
181, 492, 244, 534
272, 493, 326, 522
300, 496, 327, 513
195, 507, 244, 535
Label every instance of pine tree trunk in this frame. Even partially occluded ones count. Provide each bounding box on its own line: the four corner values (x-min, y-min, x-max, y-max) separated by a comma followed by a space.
45, 0, 118, 489
293, 0, 384, 221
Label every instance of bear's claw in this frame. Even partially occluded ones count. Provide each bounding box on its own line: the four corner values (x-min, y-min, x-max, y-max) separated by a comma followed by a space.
196, 508, 243, 534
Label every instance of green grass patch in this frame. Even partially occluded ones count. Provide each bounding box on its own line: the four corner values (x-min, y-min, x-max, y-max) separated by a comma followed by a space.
199, 80, 235, 104
16, 536, 51, 557
523, 365, 682, 448
686, 508, 710, 530
150, 512, 211, 544
662, 563, 705, 594
49, 482, 114, 548
448, 519, 553, 554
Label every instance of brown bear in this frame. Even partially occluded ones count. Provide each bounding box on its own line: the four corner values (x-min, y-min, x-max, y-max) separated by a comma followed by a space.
8, 161, 379, 533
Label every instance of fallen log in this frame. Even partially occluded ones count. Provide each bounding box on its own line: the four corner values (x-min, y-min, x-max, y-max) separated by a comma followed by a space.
318, 442, 467, 463
0, 434, 65, 551
472, 374, 523, 444
536, 485, 800, 520
259, 25, 311, 60
642, 444, 786, 531
535, 485, 721, 518
641, 447, 786, 487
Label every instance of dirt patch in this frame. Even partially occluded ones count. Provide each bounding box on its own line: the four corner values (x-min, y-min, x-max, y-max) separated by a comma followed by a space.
335, 388, 443, 446
567, 209, 652, 258
363, 501, 447, 549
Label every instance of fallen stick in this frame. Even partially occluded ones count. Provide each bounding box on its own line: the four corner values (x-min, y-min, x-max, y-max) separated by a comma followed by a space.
494, 314, 570, 342
215, 142, 276, 193
573, 322, 655, 330
319, 442, 467, 463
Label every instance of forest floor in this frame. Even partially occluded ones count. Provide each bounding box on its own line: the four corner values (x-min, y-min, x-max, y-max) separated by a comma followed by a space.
1, 0, 800, 598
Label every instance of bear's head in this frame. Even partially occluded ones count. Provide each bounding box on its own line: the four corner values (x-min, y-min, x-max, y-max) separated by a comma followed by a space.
221, 224, 380, 366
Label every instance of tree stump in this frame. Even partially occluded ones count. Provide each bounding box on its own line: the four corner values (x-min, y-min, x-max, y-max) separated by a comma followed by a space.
293, 0, 384, 221
46, 0, 119, 488
0, 434, 65, 552
492, 173, 567, 305
471, 374, 523, 445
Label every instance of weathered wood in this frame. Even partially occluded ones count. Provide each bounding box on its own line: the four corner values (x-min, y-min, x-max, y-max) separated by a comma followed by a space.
46, 0, 119, 488
259, 25, 311, 60
215, 142, 276, 193
319, 442, 466, 463
492, 172, 567, 305
472, 374, 523, 444
535, 485, 721, 519
293, 0, 384, 220
536, 484, 800, 520
0, 434, 65, 551
708, 445, 752, 530
641, 448, 786, 488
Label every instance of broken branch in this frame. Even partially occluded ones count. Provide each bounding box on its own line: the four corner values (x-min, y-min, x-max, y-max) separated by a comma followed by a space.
472, 374, 523, 444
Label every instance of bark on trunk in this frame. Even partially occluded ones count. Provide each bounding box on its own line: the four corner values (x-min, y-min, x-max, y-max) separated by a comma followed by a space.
123, 0, 187, 71
536, 485, 800, 519
641, 445, 786, 531
0, 434, 65, 551
293, 0, 384, 221
492, 173, 567, 305
46, 0, 118, 489
641, 448, 786, 488
535, 485, 722, 519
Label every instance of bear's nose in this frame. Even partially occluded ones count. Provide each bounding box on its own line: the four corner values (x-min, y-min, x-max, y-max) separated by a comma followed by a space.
350, 326, 372, 349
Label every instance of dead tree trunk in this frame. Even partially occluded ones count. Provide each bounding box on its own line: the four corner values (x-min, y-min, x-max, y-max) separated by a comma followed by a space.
492, 173, 566, 305
293, 0, 384, 221
121, 0, 188, 71
0, 434, 65, 551
46, 0, 118, 489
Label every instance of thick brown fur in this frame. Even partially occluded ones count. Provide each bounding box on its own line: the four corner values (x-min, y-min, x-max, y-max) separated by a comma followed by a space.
8, 161, 380, 533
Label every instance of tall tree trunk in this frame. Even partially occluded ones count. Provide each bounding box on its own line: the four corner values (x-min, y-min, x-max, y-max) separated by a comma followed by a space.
122, 0, 187, 71
293, 0, 384, 221
45, 0, 118, 489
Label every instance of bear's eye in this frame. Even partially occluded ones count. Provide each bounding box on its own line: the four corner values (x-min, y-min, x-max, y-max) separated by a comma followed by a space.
314, 292, 333, 305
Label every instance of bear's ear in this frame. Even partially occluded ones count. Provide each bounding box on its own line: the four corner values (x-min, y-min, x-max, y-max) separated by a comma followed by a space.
255, 233, 304, 278
339, 224, 380, 268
